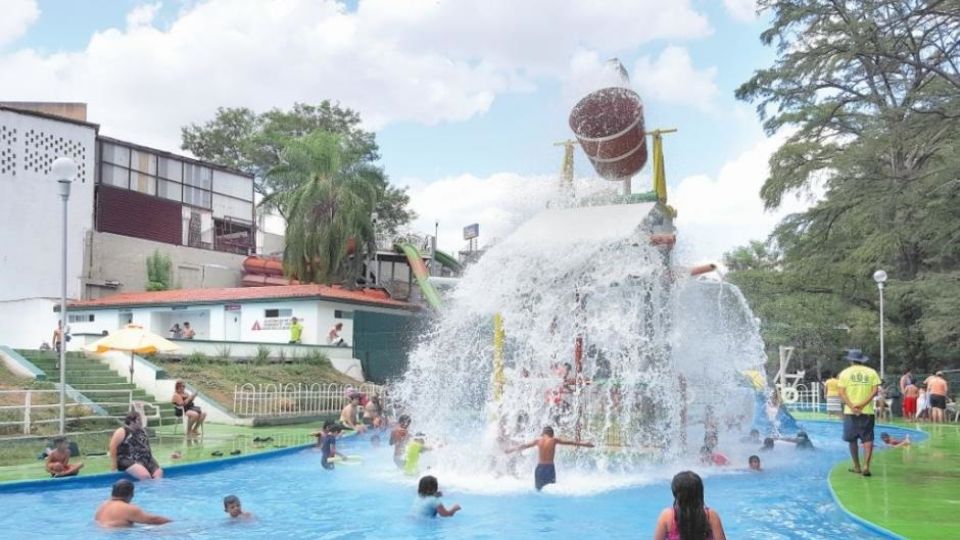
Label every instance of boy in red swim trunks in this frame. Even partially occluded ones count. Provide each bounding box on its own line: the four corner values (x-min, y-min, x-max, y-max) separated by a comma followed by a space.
505, 426, 594, 491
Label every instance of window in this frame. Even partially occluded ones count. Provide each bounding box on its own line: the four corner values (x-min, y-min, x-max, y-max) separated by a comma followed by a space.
265, 308, 292, 319
157, 179, 181, 201
158, 157, 182, 182
184, 186, 211, 208
130, 150, 157, 174
101, 143, 130, 166
334, 310, 354, 319
101, 163, 129, 188
67, 313, 95, 323
184, 163, 212, 190
131, 171, 156, 195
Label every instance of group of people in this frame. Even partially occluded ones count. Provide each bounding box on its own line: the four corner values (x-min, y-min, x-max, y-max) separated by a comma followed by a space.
94, 479, 252, 527
168, 322, 196, 340
899, 368, 951, 423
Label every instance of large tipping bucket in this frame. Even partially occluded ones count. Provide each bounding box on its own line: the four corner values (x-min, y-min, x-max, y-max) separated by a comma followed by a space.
569, 87, 647, 179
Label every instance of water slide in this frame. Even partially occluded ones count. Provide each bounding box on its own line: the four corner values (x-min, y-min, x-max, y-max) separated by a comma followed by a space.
743, 370, 800, 434
433, 249, 463, 275
396, 243, 444, 311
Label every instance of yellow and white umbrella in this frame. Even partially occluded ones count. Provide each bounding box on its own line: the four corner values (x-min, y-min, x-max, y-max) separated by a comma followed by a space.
84, 324, 179, 382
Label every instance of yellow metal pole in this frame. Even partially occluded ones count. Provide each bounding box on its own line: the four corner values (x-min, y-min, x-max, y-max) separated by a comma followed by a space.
647, 128, 677, 204
553, 140, 576, 191
493, 313, 506, 402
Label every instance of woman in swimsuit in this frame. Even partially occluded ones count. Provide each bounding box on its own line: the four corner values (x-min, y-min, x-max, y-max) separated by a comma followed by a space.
109, 411, 163, 480
172, 380, 206, 435
653, 471, 726, 540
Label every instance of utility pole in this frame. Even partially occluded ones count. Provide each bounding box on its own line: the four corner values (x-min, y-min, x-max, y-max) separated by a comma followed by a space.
553, 139, 576, 193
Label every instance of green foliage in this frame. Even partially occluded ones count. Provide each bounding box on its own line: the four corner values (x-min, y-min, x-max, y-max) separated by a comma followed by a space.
180, 102, 416, 234
186, 351, 208, 365
732, 1, 960, 373
145, 250, 173, 291
254, 345, 272, 365
214, 345, 232, 362
279, 131, 379, 284
304, 349, 331, 367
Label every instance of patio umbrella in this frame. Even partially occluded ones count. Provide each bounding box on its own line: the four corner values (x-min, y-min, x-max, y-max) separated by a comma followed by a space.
84, 324, 179, 383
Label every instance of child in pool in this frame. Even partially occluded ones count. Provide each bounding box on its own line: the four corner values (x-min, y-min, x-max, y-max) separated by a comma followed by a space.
505, 426, 594, 491
404, 433, 432, 476
748, 455, 762, 471
413, 475, 461, 518
320, 423, 343, 470
880, 432, 910, 447
223, 495, 254, 520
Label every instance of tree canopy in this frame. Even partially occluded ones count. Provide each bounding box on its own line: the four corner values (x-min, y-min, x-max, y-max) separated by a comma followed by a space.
731, 0, 960, 376
181, 102, 415, 235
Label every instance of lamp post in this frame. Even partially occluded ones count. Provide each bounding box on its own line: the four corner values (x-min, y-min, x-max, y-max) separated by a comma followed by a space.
52, 157, 78, 435
371, 211, 379, 285
873, 269, 888, 382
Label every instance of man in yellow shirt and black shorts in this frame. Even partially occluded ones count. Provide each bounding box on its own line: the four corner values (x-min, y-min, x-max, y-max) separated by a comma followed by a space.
837, 349, 882, 477
823, 372, 841, 417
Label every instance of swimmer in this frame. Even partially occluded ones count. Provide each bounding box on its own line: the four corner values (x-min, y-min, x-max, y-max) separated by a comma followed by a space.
505, 426, 594, 491
778, 431, 815, 451
320, 423, 343, 470
760, 437, 775, 452
94, 479, 171, 528
339, 393, 367, 434
223, 495, 254, 520
740, 429, 761, 445
699, 433, 729, 466
404, 433, 432, 476
413, 475, 461, 518
45, 437, 83, 478
880, 432, 911, 447
748, 455, 762, 471
390, 415, 411, 469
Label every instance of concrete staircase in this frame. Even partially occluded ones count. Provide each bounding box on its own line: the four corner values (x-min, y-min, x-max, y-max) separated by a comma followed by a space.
18, 350, 180, 427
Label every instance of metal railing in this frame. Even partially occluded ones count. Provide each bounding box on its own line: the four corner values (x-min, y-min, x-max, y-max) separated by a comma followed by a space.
0, 389, 160, 438
781, 384, 822, 413
232, 382, 385, 418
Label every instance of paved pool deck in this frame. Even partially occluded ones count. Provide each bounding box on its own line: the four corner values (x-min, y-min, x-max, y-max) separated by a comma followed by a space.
0, 422, 322, 484
794, 412, 960, 539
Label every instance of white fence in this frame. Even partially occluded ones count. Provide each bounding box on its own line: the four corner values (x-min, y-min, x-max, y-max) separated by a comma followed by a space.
781, 384, 822, 413
0, 389, 160, 438
233, 383, 385, 418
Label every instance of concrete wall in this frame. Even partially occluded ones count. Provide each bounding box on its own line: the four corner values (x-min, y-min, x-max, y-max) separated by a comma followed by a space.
0, 298, 60, 349
0, 109, 97, 304
85, 231, 245, 298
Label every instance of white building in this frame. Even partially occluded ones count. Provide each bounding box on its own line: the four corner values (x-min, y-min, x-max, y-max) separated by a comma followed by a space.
0, 103, 258, 349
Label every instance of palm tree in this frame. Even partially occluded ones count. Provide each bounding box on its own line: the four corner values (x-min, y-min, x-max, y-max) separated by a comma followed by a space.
272, 131, 378, 285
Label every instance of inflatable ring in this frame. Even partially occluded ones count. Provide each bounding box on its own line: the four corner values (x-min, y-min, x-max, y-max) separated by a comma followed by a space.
781, 387, 799, 404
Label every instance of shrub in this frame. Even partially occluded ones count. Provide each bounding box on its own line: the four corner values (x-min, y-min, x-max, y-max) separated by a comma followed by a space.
304, 349, 331, 367
254, 345, 272, 365
187, 351, 208, 364
145, 250, 173, 291
215, 345, 233, 362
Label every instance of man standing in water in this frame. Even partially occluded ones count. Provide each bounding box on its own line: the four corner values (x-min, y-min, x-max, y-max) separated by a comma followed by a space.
506, 426, 594, 491
837, 349, 881, 477
94, 479, 171, 528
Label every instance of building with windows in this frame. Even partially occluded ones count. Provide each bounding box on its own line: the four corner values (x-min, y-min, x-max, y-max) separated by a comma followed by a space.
0, 103, 258, 349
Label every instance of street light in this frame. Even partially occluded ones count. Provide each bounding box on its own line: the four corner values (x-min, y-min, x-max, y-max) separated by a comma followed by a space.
873, 269, 888, 382
370, 211, 379, 285
52, 156, 77, 435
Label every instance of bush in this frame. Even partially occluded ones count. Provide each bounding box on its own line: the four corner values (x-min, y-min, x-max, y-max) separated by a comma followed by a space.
304, 349, 331, 367
145, 250, 173, 291
215, 345, 233, 362
187, 351, 208, 364
254, 345, 272, 365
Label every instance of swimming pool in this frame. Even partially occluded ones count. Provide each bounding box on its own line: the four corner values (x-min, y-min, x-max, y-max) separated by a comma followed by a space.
0, 421, 918, 539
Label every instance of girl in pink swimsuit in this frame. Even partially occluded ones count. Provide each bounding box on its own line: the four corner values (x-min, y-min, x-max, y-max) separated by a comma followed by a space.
653, 471, 727, 540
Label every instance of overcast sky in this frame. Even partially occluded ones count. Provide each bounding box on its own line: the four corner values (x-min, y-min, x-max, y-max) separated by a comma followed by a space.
1, 0, 814, 264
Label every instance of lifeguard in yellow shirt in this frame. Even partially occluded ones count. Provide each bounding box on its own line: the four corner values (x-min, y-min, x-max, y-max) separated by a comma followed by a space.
837, 349, 882, 477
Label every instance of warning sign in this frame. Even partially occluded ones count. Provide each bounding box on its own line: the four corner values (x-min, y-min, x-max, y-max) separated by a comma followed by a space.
251, 319, 291, 331
251, 321, 262, 331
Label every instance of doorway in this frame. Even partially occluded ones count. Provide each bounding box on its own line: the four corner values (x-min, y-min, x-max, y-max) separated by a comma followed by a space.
224, 306, 242, 341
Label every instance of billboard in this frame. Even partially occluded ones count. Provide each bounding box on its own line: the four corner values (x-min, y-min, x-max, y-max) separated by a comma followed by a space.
463, 223, 479, 240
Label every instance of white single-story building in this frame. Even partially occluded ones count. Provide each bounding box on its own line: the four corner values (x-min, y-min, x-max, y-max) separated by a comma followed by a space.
66, 284, 417, 346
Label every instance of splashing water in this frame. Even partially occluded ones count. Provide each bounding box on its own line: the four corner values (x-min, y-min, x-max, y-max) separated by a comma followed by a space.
392, 194, 767, 492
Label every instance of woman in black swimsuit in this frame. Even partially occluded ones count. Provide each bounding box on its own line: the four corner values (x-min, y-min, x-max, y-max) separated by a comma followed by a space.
172, 380, 206, 436
109, 411, 162, 480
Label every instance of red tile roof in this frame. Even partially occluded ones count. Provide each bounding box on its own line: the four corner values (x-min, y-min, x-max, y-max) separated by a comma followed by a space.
70, 284, 417, 310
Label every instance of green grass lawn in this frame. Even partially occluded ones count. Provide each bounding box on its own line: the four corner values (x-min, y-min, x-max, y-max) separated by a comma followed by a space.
154, 357, 359, 408
0, 423, 325, 483
829, 421, 960, 539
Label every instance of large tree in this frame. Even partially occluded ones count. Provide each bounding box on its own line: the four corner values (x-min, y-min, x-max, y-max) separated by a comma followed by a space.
277, 131, 378, 284
181, 102, 415, 234
735, 0, 960, 372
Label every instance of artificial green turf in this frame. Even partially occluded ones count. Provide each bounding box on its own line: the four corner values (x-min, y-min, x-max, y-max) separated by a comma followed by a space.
829, 422, 960, 539
0, 422, 324, 483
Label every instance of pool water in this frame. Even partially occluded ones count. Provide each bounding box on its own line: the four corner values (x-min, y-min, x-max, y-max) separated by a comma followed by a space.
0, 421, 916, 539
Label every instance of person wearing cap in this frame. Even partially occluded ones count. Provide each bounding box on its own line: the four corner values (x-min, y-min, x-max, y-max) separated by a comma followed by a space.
923, 371, 949, 423
837, 349, 882, 477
